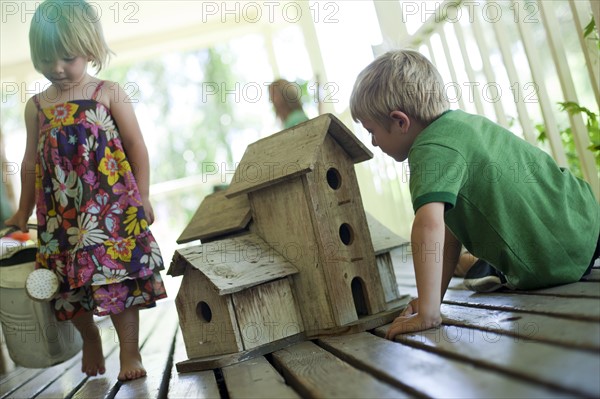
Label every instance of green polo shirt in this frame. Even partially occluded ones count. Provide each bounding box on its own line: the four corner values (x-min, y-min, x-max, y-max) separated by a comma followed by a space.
408, 110, 599, 289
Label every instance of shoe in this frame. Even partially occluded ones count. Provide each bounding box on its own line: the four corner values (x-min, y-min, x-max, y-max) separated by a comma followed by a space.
463, 260, 507, 293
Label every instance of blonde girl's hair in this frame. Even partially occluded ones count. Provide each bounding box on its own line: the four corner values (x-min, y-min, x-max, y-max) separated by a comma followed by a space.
29, 0, 113, 72
350, 50, 449, 126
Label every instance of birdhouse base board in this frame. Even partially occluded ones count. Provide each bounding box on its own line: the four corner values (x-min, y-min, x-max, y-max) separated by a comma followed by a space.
176, 332, 306, 373
305, 297, 411, 339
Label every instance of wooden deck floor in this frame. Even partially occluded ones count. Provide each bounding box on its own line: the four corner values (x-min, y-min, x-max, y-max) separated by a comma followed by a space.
1, 246, 599, 398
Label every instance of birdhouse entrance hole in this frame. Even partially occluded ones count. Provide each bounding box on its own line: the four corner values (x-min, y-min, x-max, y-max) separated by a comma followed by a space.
351, 277, 369, 317
339, 223, 354, 245
326, 168, 342, 190
196, 301, 213, 323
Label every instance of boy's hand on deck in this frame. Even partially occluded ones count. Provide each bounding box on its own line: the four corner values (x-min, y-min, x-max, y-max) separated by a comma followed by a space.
401, 298, 419, 316
385, 311, 442, 339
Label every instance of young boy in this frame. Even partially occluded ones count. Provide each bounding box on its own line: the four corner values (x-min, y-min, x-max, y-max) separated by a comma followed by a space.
349, 50, 600, 338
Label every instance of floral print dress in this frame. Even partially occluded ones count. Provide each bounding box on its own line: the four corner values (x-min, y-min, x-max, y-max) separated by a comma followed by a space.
33, 81, 167, 320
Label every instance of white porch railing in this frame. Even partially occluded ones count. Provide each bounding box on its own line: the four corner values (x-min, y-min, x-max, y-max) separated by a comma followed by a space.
372, 0, 599, 200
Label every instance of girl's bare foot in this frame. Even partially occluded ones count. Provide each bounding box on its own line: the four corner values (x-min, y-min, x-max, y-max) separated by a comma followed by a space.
111, 307, 146, 381
71, 312, 105, 377
118, 348, 146, 381
81, 326, 106, 376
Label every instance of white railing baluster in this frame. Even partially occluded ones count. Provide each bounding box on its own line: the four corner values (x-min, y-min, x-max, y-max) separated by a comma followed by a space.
570, 0, 600, 110
439, 29, 466, 110
468, 4, 510, 127
538, 0, 599, 197
490, 9, 536, 145
513, 0, 568, 168
453, 21, 486, 115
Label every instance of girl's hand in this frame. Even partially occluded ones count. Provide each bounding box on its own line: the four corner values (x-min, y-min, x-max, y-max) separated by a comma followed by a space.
142, 198, 155, 225
5, 211, 31, 232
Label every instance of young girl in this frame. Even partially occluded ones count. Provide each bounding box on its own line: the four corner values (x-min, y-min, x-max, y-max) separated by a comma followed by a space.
5, 0, 167, 381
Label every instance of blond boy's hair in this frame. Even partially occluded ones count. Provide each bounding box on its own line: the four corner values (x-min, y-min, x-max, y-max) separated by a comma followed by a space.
29, 0, 112, 73
350, 50, 449, 126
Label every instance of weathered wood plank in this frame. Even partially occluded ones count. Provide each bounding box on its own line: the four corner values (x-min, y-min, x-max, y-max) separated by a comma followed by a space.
307, 306, 406, 338
226, 114, 371, 198
271, 341, 409, 398
318, 333, 564, 398
176, 267, 244, 359
305, 135, 387, 325
174, 234, 299, 295
177, 190, 251, 244
167, 329, 220, 399
114, 305, 179, 398
0, 366, 44, 397
440, 303, 600, 350
6, 356, 82, 398
176, 333, 305, 373
400, 285, 600, 321
366, 212, 408, 255
372, 324, 600, 397
222, 356, 300, 399
232, 278, 304, 350
225, 116, 329, 198
444, 277, 600, 299
250, 178, 336, 330
444, 290, 600, 321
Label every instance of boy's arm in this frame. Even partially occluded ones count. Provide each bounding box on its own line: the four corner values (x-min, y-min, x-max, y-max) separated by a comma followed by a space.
108, 82, 155, 224
5, 98, 38, 231
441, 226, 461, 297
385, 201, 445, 338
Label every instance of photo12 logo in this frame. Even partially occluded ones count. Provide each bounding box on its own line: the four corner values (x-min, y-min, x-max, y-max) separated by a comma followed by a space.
198, 1, 340, 24
2, 1, 142, 23
400, 1, 539, 24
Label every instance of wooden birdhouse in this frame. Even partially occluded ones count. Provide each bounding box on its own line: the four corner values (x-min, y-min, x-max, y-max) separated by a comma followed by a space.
170, 114, 408, 370
224, 114, 389, 331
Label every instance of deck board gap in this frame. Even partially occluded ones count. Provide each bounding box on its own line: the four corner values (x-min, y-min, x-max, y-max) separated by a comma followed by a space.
213, 368, 231, 399
61, 376, 89, 399
156, 326, 178, 399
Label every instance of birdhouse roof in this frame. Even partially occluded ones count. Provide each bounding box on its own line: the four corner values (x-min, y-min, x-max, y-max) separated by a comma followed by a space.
169, 233, 299, 295
226, 114, 372, 198
365, 212, 408, 255
177, 190, 251, 244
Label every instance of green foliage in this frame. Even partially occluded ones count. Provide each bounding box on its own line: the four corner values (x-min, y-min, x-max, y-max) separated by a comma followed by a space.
535, 102, 600, 179
534, 15, 599, 179
583, 16, 599, 49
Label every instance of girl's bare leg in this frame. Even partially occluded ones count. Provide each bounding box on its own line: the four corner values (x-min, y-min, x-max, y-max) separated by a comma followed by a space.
110, 307, 146, 381
71, 311, 105, 377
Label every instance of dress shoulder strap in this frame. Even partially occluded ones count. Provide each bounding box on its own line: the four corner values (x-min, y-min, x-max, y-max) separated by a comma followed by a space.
91, 81, 105, 100
32, 94, 41, 110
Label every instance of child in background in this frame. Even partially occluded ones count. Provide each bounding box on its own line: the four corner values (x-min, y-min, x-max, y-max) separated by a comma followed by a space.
5, 0, 167, 381
349, 50, 599, 338
268, 79, 309, 129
